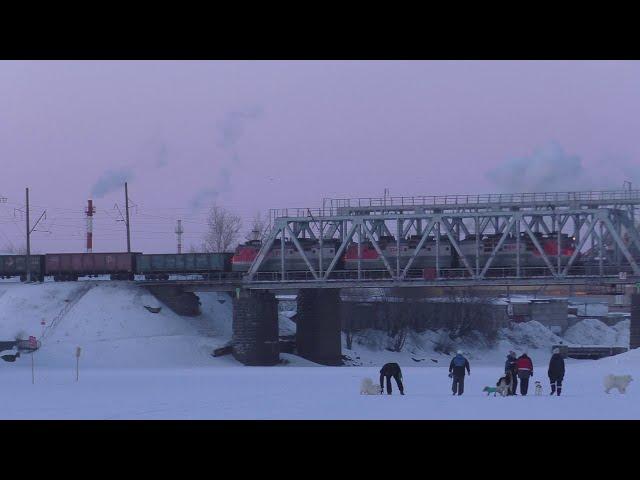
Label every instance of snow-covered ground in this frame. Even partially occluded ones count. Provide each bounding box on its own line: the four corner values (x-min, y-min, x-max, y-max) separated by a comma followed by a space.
1, 353, 638, 419
0, 282, 638, 419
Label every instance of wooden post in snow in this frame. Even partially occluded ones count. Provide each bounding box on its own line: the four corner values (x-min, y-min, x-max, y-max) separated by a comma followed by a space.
75, 347, 82, 382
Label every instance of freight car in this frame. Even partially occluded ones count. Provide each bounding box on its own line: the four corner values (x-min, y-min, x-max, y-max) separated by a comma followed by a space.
135, 253, 233, 280
45, 252, 138, 281
0, 255, 45, 282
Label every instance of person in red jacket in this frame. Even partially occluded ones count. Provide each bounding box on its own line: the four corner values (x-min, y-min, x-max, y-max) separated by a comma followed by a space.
516, 352, 534, 396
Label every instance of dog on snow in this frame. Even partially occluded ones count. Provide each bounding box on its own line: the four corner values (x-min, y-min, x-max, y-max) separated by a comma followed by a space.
534, 381, 542, 396
483, 384, 509, 397
604, 374, 633, 394
360, 377, 382, 395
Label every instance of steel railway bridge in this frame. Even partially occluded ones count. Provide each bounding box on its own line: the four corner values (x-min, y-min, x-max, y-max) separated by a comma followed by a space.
137, 189, 640, 366
243, 189, 640, 286
137, 189, 640, 290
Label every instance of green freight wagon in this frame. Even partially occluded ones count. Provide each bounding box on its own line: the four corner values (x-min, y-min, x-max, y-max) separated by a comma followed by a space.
135, 253, 233, 280
0, 255, 45, 282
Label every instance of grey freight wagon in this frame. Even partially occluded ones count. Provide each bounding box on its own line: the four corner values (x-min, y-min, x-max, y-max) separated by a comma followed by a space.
0, 255, 45, 282
136, 253, 233, 280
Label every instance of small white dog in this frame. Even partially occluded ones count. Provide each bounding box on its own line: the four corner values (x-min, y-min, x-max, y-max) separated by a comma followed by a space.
534, 381, 542, 396
604, 374, 633, 394
360, 377, 382, 395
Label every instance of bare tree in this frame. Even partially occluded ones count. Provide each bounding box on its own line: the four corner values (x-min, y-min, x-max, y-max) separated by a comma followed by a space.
203, 204, 242, 253
245, 211, 267, 242
343, 314, 356, 350
187, 243, 202, 254
377, 294, 422, 352
442, 287, 498, 344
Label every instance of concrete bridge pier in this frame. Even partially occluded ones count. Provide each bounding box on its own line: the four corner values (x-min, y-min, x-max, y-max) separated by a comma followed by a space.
232, 289, 280, 365
296, 289, 342, 365
146, 285, 201, 316
631, 293, 640, 349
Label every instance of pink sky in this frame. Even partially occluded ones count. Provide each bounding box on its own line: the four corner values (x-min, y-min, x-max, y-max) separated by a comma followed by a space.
1, 60, 639, 253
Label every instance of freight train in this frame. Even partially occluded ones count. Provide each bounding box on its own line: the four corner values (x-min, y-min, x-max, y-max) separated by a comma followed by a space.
0, 252, 233, 282
0, 232, 581, 282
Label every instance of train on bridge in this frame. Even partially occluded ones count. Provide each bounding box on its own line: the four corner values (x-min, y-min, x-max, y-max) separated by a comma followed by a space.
4, 228, 635, 282
231, 232, 584, 276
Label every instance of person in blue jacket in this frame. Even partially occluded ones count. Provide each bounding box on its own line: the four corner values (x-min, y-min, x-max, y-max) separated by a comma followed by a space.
449, 350, 471, 395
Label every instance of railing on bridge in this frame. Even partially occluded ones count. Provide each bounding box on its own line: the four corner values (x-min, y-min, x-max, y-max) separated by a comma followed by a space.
268, 189, 640, 221
328, 189, 640, 210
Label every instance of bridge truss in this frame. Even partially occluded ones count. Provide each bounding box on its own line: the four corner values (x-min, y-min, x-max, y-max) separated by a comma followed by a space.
245, 190, 640, 285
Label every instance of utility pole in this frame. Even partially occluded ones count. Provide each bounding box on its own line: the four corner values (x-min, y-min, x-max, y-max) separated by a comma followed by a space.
125, 182, 131, 253
26, 188, 30, 282
175, 219, 184, 254
24, 188, 47, 283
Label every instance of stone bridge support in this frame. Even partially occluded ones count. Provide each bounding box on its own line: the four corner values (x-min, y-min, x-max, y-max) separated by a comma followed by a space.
146, 285, 201, 316
296, 289, 342, 365
631, 294, 640, 349
232, 290, 280, 365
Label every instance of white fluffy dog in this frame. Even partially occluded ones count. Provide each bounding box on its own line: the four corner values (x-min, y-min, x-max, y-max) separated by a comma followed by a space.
360, 377, 382, 395
604, 374, 633, 394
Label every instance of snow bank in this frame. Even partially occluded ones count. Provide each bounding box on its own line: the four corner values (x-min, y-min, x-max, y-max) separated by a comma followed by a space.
344, 320, 564, 368
0, 282, 239, 369
498, 321, 563, 349
563, 318, 628, 346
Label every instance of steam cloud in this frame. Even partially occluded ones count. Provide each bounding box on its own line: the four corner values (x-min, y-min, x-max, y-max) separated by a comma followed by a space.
487, 142, 600, 193
190, 167, 232, 210
189, 107, 263, 211
91, 168, 134, 198
216, 106, 263, 152
156, 143, 169, 168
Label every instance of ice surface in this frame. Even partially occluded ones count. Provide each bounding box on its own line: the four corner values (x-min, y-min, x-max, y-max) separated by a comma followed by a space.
0, 282, 637, 419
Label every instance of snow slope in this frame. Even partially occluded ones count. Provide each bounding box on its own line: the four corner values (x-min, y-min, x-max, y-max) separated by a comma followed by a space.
0, 282, 238, 368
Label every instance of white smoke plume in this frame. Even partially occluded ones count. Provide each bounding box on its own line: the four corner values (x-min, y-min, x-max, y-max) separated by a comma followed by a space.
91, 168, 135, 198
486, 142, 599, 193
189, 107, 263, 211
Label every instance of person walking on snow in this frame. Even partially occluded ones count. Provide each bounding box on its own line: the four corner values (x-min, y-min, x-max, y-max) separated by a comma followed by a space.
379, 362, 404, 395
505, 350, 518, 395
548, 348, 565, 396
449, 350, 470, 396
516, 351, 534, 396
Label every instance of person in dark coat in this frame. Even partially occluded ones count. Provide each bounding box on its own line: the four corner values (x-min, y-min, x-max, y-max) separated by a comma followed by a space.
516, 352, 534, 396
548, 347, 565, 396
379, 362, 404, 395
449, 350, 471, 395
505, 350, 518, 395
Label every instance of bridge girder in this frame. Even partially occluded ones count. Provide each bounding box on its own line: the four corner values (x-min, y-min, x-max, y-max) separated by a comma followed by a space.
247, 204, 640, 284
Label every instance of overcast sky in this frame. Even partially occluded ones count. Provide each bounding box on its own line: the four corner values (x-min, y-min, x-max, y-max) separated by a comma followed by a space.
1, 60, 639, 253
